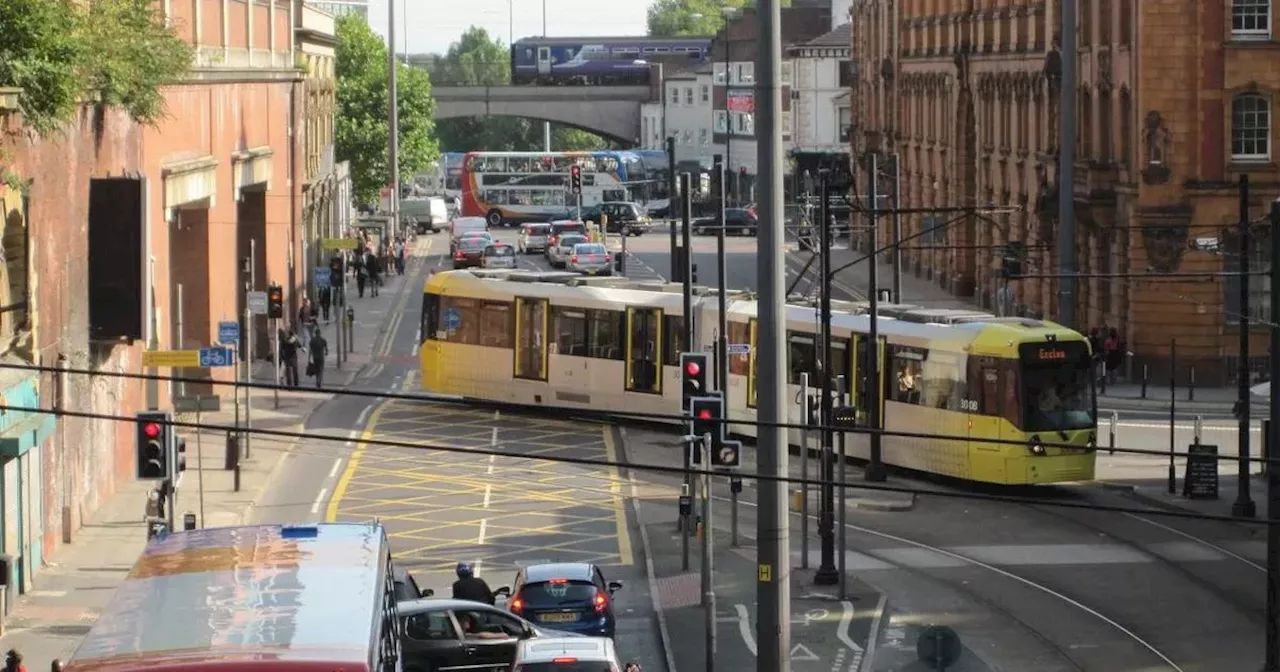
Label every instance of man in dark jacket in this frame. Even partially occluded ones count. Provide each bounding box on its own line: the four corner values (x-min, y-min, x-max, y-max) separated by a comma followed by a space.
365, 250, 381, 297
451, 563, 495, 604
309, 330, 328, 389
279, 326, 300, 387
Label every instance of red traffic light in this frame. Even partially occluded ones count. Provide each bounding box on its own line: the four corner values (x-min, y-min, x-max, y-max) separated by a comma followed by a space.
685, 361, 701, 377
143, 422, 161, 439
697, 409, 713, 419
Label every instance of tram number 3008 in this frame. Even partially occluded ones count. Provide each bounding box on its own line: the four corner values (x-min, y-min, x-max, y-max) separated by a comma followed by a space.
958, 399, 979, 412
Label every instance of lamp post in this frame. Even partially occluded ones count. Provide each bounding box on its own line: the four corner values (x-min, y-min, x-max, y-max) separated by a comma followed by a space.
722, 7, 736, 204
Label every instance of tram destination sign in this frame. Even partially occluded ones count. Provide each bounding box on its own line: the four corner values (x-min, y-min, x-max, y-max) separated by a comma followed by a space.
1019, 341, 1088, 364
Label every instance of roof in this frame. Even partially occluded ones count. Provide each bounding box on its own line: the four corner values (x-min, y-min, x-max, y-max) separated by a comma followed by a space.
399, 598, 508, 615
525, 562, 596, 582
69, 524, 388, 667
789, 22, 852, 52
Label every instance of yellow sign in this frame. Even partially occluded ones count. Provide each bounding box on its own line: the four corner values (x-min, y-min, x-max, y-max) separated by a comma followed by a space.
142, 350, 200, 368
323, 238, 358, 250
758, 564, 772, 582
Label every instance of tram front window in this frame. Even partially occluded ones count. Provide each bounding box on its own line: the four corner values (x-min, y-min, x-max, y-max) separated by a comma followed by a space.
1021, 361, 1095, 433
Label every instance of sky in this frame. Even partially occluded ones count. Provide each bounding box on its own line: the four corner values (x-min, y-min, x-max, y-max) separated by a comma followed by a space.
365, 0, 652, 55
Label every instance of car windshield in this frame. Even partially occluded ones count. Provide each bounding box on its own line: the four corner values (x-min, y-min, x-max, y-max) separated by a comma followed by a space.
461, 239, 488, 251
1020, 343, 1095, 433
575, 244, 606, 255
518, 663, 613, 672
521, 580, 598, 605
486, 246, 515, 256
559, 236, 587, 248
526, 226, 550, 235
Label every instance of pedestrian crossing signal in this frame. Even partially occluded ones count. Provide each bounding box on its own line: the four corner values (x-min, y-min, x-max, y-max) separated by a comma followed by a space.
267, 284, 284, 319
136, 411, 171, 480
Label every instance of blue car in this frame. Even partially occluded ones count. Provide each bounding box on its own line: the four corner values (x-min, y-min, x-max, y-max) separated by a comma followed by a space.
504, 562, 623, 638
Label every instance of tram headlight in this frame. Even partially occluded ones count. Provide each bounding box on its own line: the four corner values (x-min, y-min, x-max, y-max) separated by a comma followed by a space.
1028, 435, 1046, 456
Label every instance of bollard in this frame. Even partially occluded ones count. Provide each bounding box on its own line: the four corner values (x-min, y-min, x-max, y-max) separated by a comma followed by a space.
1188, 367, 1196, 401
224, 432, 239, 471
345, 307, 355, 354
1141, 365, 1149, 398
1109, 411, 1118, 455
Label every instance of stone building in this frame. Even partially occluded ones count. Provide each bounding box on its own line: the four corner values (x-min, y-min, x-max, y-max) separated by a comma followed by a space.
0, 0, 305, 598
850, 0, 1279, 381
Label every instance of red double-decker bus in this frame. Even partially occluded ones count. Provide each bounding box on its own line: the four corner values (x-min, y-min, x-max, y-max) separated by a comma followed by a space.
61, 523, 403, 672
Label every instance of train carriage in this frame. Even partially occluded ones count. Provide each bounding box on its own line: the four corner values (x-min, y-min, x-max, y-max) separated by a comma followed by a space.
420, 270, 1097, 485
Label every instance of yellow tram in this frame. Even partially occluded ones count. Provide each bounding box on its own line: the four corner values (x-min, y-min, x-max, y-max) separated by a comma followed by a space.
419, 269, 1097, 485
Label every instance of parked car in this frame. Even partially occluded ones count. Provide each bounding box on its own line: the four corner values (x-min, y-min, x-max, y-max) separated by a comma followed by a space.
547, 234, 589, 268
398, 597, 576, 672
506, 563, 623, 638
518, 223, 553, 254
692, 208, 757, 236
483, 243, 518, 269
452, 236, 490, 268
566, 243, 612, 276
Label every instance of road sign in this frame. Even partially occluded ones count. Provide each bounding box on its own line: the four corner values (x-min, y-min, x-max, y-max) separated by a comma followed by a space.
444, 307, 462, 332
323, 237, 358, 250
247, 291, 268, 316
217, 321, 239, 345
142, 350, 200, 368
198, 347, 234, 368
314, 266, 331, 289
727, 343, 751, 355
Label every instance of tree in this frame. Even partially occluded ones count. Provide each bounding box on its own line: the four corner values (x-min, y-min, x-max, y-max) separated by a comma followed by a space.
428, 27, 616, 153
646, 0, 790, 37
335, 14, 439, 205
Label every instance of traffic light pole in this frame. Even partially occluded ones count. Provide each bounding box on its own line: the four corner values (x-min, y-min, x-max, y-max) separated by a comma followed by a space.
668, 136, 678, 279
245, 240, 255, 460
866, 155, 885, 482
701, 432, 717, 672
714, 155, 729, 405
681, 173, 695, 350
272, 313, 280, 410
814, 170, 838, 586
1265, 198, 1280, 672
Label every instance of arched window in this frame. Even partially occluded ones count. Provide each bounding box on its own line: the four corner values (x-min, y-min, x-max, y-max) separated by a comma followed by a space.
1120, 89, 1132, 165
1232, 93, 1272, 161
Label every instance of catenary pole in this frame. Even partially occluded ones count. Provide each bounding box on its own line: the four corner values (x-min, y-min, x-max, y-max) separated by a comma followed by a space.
1234, 174, 1256, 518
814, 170, 838, 585
755, 0, 790, 669
715, 155, 729, 402
1056, 0, 1077, 326
1264, 198, 1280, 671
387, 0, 400, 237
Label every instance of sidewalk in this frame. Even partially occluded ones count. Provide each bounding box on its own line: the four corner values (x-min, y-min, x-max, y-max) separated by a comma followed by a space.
0, 238, 433, 667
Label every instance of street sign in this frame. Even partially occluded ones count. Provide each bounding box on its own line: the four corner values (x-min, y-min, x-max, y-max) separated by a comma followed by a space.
198, 347, 234, 368
247, 291, 268, 316
727, 343, 751, 355
444, 307, 462, 332
314, 266, 331, 289
323, 237, 358, 250
142, 350, 200, 368
217, 321, 239, 345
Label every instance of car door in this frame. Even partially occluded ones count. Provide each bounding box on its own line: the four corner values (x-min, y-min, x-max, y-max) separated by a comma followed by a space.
467, 608, 527, 669
401, 610, 468, 672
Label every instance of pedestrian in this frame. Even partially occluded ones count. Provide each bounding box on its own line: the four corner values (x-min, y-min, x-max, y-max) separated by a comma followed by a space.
297, 298, 317, 350
5, 650, 26, 672
1104, 327, 1122, 384
396, 238, 406, 275
355, 256, 368, 298
624, 664, 641, 672
365, 249, 381, 297
309, 329, 328, 389
279, 326, 300, 387
318, 284, 332, 323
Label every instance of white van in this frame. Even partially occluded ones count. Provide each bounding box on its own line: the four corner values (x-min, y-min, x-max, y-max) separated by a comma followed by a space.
423, 197, 448, 233
449, 216, 489, 252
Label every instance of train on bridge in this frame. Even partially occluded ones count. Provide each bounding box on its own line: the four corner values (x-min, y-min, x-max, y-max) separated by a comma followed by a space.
510, 36, 712, 86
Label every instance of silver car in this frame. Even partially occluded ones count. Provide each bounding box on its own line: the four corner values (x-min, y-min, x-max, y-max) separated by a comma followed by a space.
511, 636, 623, 672
548, 234, 589, 268
518, 223, 552, 254
567, 243, 613, 276
482, 243, 517, 269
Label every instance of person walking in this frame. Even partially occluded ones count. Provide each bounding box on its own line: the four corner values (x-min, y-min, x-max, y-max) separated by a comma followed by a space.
308, 329, 328, 389
318, 284, 332, 323
297, 298, 317, 351
5, 650, 26, 672
395, 238, 407, 275
279, 326, 300, 387
365, 248, 381, 297
355, 254, 368, 298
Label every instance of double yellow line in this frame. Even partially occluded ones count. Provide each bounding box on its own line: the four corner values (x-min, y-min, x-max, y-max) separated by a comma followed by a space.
375, 239, 431, 359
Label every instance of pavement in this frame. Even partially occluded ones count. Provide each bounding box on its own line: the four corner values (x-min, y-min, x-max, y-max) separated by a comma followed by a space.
0, 235, 432, 668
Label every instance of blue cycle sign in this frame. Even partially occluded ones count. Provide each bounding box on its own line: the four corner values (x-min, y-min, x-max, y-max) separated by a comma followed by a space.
444, 308, 462, 333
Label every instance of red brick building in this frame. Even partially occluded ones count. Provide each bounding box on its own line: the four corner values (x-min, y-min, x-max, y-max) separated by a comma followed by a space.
0, 0, 305, 594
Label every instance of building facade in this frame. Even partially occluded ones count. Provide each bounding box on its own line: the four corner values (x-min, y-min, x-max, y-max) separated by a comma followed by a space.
641, 66, 717, 173
0, 0, 303, 600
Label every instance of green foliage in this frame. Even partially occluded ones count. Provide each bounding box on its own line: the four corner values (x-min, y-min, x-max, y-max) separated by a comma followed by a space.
335, 14, 439, 205
646, 0, 789, 37
0, 0, 192, 134
427, 27, 616, 154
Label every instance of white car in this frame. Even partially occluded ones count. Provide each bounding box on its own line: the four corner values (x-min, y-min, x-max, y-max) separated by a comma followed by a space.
566, 243, 612, 276
548, 234, 589, 268
482, 243, 517, 269
511, 636, 624, 671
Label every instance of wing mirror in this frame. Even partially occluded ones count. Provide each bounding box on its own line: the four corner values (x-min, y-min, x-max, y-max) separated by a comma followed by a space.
494, 586, 512, 599
421, 588, 434, 598
607, 581, 624, 594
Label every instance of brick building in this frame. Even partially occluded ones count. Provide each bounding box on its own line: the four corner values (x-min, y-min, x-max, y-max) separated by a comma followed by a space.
0, 0, 314, 598
852, 0, 1280, 382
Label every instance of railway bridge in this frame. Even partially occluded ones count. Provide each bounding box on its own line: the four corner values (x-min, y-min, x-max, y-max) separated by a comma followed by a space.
431, 86, 652, 145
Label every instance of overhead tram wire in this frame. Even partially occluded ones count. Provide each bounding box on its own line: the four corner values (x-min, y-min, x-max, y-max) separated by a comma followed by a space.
2, 360, 1275, 467
7, 400, 1275, 528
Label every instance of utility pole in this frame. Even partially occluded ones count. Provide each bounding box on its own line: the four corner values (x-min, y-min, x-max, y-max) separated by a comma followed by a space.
890, 153, 903, 303
1235, 174, 1256, 519
714, 154, 729, 402
1056, 0, 1078, 327
755, 0, 790, 669
681, 172, 695, 350
723, 30, 732, 206
668, 136, 679, 277
387, 0, 400, 237
1265, 197, 1280, 672
866, 154, 885, 481
814, 169, 838, 586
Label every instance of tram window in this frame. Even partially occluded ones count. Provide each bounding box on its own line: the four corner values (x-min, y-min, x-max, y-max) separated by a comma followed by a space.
855, 339, 870, 409
479, 301, 513, 349
1001, 363, 1021, 427
422, 293, 439, 342
888, 346, 924, 405
832, 340, 850, 390
552, 307, 589, 356
922, 350, 965, 410
628, 308, 661, 394
728, 321, 751, 375
439, 296, 481, 345
980, 367, 1001, 416
664, 315, 685, 366
589, 310, 625, 360
516, 299, 547, 380
787, 333, 817, 384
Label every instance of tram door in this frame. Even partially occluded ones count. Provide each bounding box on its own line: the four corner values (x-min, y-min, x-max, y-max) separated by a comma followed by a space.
515, 298, 548, 381
626, 307, 662, 394
850, 335, 885, 425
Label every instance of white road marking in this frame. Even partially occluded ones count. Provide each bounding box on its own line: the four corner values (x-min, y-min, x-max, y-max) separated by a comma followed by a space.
310, 487, 329, 514
328, 458, 342, 479
412, 342, 420, 356
733, 604, 758, 656
791, 643, 819, 661
858, 594, 887, 672
356, 404, 373, 426
837, 601, 864, 653
477, 518, 488, 544
483, 484, 492, 509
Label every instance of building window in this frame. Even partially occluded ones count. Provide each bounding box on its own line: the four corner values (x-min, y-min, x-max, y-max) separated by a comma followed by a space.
1233, 0, 1272, 38
838, 106, 851, 142
1098, 90, 1113, 161
1120, 0, 1133, 45
1119, 89, 1132, 164
700, 84, 710, 103
713, 62, 727, 85
699, 128, 709, 145
669, 86, 679, 104
1232, 93, 1271, 161
837, 60, 854, 88
1225, 227, 1273, 325
714, 110, 728, 134
685, 87, 694, 106
781, 111, 793, 137
683, 129, 693, 145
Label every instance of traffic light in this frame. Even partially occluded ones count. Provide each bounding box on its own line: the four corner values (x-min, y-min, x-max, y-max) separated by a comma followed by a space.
689, 395, 724, 440
570, 165, 582, 195
136, 411, 171, 480
176, 437, 187, 473
691, 263, 699, 284
1001, 241, 1026, 279
680, 352, 710, 402
267, 284, 284, 319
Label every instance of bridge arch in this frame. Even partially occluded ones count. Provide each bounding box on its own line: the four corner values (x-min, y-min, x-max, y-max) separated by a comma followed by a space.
432, 86, 650, 148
